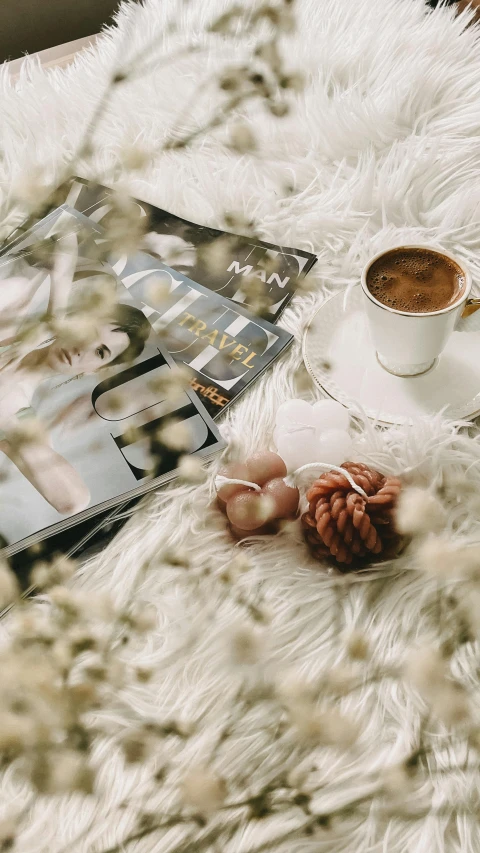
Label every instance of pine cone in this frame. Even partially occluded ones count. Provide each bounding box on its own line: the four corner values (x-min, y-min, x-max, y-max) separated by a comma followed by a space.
301, 462, 402, 571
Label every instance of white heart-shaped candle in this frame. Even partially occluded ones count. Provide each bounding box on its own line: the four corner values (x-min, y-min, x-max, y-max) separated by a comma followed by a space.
274, 398, 352, 472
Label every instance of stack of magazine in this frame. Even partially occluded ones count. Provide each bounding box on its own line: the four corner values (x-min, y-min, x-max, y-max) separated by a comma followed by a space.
0, 178, 316, 559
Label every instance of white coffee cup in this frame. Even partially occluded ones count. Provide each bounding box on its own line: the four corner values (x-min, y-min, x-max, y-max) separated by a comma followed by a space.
361, 245, 472, 377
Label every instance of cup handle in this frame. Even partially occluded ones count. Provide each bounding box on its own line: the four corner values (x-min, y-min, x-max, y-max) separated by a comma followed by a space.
461, 298, 480, 319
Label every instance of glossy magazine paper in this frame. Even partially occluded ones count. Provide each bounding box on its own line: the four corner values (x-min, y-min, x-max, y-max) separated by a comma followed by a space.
0, 207, 224, 554
52, 177, 317, 322
108, 249, 294, 419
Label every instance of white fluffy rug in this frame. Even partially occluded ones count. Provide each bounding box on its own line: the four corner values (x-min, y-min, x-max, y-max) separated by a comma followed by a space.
2, 0, 480, 851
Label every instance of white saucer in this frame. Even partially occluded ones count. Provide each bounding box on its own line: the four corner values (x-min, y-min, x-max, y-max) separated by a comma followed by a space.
302, 286, 480, 425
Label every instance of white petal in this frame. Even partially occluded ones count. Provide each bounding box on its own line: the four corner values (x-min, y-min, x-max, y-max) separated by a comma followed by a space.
276, 399, 314, 429
312, 400, 350, 432
316, 430, 353, 466
276, 431, 319, 472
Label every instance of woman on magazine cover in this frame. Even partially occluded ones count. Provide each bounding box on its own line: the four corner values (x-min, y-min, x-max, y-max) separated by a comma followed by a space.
0, 231, 150, 517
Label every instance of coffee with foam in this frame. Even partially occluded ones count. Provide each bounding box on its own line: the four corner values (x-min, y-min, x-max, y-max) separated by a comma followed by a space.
366, 247, 466, 314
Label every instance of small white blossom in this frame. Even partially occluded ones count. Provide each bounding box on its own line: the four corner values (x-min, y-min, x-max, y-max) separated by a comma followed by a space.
135, 665, 154, 683
121, 728, 151, 764
415, 535, 457, 577
289, 704, 360, 749
30, 749, 94, 794
0, 712, 37, 757
127, 602, 157, 633
457, 587, 480, 638
229, 623, 265, 666
433, 685, 471, 727
344, 630, 370, 661
324, 665, 357, 696
181, 766, 226, 815
0, 563, 19, 610
404, 645, 446, 695
159, 420, 192, 452
396, 488, 446, 537
197, 238, 232, 274
177, 455, 205, 483
286, 764, 310, 791
229, 122, 257, 153
405, 645, 471, 727
4, 417, 47, 451
31, 555, 76, 590
144, 275, 171, 304
50, 639, 73, 673
162, 546, 190, 568
49, 586, 82, 615
143, 235, 196, 271
0, 818, 16, 851
11, 166, 51, 211
276, 671, 314, 709
119, 143, 152, 171
452, 544, 480, 582
381, 763, 414, 798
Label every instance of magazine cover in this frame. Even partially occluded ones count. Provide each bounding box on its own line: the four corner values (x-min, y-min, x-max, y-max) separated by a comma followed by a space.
26, 177, 317, 321
0, 206, 224, 555
108, 249, 294, 419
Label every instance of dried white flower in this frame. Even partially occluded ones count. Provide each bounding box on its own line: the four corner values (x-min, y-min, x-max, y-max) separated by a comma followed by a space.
229, 623, 265, 666
73, 277, 117, 319
286, 764, 310, 791
0, 563, 19, 610
30, 749, 94, 794
119, 143, 152, 171
50, 639, 73, 673
229, 122, 257, 153
276, 671, 314, 708
52, 314, 99, 351
181, 766, 226, 815
11, 611, 56, 647
324, 665, 357, 696
433, 685, 470, 728
49, 586, 83, 615
381, 763, 414, 798
231, 553, 253, 574
162, 546, 190, 568
103, 192, 148, 254
127, 602, 157, 633
280, 71, 305, 92
11, 166, 51, 211
88, 591, 115, 622
289, 703, 359, 749
4, 417, 47, 451
404, 645, 471, 727
177, 455, 205, 483
135, 666, 154, 683
143, 275, 171, 304
148, 365, 192, 402
452, 544, 480, 582
196, 238, 232, 274
0, 712, 37, 758
396, 488, 446, 537
404, 645, 446, 695
0, 818, 16, 851
415, 535, 457, 577
121, 728, 152, 764
159, 420, 192, 452
67, 625, 98, 656
143, 235, 196, 272
31, 555, 75, 591
457, 587, 480, 638
344, 630, 370, 661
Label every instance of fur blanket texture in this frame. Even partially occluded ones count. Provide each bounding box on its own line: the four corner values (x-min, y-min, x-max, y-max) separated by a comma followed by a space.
2, 0, 480, 850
